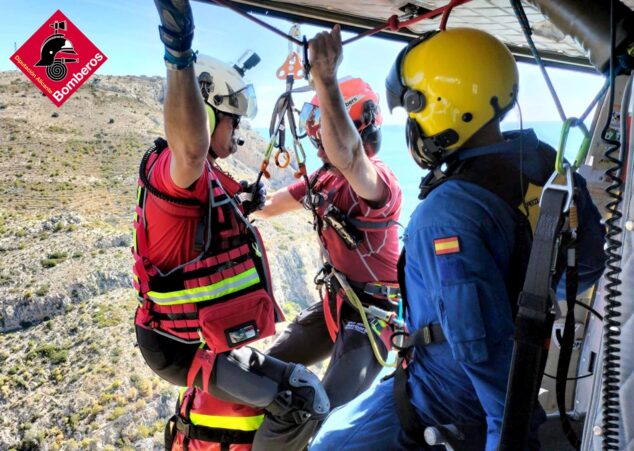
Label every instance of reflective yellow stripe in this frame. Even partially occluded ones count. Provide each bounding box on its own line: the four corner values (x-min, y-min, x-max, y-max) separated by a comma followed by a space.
178, 388, 263, 432
147, 268, 259, 306
189, 412, 265, 431
134, 186, 143, 253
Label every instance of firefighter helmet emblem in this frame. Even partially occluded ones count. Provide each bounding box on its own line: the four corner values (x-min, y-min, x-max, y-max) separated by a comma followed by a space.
34, 20, 78, 82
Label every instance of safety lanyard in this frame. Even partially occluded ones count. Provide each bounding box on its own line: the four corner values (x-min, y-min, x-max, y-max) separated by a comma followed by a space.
499, 166, 578, 450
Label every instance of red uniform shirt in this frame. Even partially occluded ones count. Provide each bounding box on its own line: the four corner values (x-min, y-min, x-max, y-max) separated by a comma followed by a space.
143, 148, 241, 272
288, 158, 402, 283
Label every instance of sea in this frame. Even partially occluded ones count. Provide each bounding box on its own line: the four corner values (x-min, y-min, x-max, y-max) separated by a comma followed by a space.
255, 121, 587, 229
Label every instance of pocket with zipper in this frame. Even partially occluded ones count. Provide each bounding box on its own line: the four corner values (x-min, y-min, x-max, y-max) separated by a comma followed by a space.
198, 289, 275, 353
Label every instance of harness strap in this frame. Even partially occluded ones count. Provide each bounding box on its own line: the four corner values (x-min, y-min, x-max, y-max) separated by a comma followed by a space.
394, 364, 428, 446
401, 323, 446, 350
187, 348, 217, 393
347, 216, 400, 231
322, 287, 342, 343
556, 241, 581, 448
173, 414, 256, 445
391, 322, 446, 446
499, 179, 568, 450
347, 279, 401, 301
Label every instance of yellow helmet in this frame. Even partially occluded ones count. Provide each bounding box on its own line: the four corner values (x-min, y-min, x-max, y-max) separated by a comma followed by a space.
386, 28, 519, 169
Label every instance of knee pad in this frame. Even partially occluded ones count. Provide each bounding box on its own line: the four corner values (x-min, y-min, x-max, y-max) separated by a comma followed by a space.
212, 347, 330, 424
268, 363, 331, 424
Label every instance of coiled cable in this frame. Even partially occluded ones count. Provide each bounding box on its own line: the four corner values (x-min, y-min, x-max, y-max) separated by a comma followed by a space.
601, 1, 627, 448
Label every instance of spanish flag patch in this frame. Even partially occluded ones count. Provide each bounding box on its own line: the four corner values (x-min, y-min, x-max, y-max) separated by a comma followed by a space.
434, 236, 460, 255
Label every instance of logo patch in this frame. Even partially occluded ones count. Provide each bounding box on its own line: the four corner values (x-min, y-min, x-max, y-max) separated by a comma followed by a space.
10, 10, 107, 107
434, 236, 460, 255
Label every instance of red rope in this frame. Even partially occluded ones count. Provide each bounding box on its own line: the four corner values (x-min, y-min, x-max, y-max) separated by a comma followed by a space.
341, 0, 473, 45
205, 0, 472, 50
440, 0, 467, 30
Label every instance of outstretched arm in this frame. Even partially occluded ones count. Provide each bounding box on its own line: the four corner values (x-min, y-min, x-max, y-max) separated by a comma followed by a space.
254, 188, 303, 219
308, 25, 388, 205
154, 0, 210, 188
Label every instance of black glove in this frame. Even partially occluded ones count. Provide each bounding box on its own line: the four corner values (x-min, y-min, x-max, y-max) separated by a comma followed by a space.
153, 0, 194, 54
238, 180, 266, 216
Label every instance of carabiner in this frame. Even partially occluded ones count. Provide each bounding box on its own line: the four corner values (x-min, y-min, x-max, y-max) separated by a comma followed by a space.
274, 147, 291, 168
555, 117, 591, 175
259, 139, 276, 179
540, 165, 575, 213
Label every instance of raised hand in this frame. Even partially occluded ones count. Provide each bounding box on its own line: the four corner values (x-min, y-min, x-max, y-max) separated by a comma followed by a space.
308, 24, 343, 85
153, 0, 195, 54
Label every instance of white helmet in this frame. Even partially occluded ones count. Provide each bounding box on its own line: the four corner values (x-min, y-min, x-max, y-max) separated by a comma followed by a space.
195, 54, 257, 119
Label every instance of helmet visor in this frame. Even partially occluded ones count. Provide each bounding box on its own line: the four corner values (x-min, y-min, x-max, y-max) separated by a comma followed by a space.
298, 102, 321, 138
214, 84, 257, 119
385, 47, 407, 112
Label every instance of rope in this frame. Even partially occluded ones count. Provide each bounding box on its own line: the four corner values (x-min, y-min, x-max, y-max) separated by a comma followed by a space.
208, 0, 472, 48
439, 0, 465, 31
510, 0, 567, 121
331, 269, 396, 368
342, 0, 472, 45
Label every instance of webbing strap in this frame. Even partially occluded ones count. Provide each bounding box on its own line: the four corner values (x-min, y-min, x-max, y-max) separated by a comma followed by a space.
347, 217, 400, 231
404, 323, 446, 348
499, 186, 567, 450
174, 413, 257, 444
346, 279, 401, 302
393, 365, 429, 447
556, 244, 581, 449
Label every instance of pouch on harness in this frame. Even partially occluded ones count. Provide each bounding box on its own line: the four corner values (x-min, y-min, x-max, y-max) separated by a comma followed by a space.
132, 138, 284, 363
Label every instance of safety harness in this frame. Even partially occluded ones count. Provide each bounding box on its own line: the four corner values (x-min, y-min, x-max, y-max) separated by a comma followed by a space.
165, 387, 264, 451
391, 137, 577, 448
132, 138, 284, 357
304, 164, 401, 251
303, 165, 404, 367
500, 123, 590, 449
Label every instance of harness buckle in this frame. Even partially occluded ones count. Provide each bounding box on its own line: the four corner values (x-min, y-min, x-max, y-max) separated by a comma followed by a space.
176, 416, 193, 438
540, 165, 574, 213
422, 326, 432, 345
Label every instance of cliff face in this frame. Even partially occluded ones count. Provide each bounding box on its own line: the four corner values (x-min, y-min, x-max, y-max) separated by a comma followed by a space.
0, 71, 322, 450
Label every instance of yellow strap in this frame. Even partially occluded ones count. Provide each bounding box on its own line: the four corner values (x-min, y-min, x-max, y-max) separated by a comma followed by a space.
189, 412, 265, 431
147, 268, 259, 305
178, 388, 264, 431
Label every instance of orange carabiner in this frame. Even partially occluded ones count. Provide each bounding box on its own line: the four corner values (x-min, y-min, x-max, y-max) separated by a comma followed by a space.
294, 162, 307, 179
276, 51, 304, 80
259, 160, 271, 179
275, 148, 291, 168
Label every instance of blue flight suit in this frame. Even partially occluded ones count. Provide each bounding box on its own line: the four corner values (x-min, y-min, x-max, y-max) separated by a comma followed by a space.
311, 130, 606, 450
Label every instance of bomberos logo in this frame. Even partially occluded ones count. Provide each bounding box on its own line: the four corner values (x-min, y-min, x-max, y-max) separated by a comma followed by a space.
10, 10, 107, 107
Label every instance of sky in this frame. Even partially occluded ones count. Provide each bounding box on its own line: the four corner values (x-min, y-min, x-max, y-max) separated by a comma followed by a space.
0, 0, 605, 128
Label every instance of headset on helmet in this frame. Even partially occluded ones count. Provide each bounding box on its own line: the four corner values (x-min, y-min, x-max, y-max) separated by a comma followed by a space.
194, 54, 258, 135
299, 77, 383, 156
386, 28, 519, 169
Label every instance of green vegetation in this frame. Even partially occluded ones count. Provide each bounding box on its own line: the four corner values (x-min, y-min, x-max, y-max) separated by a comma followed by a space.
41, 251, 68, 268
94, 306, 119, 328
47, 125, 70, 133
35, 284, 50, 297
28, 344, 69, 364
